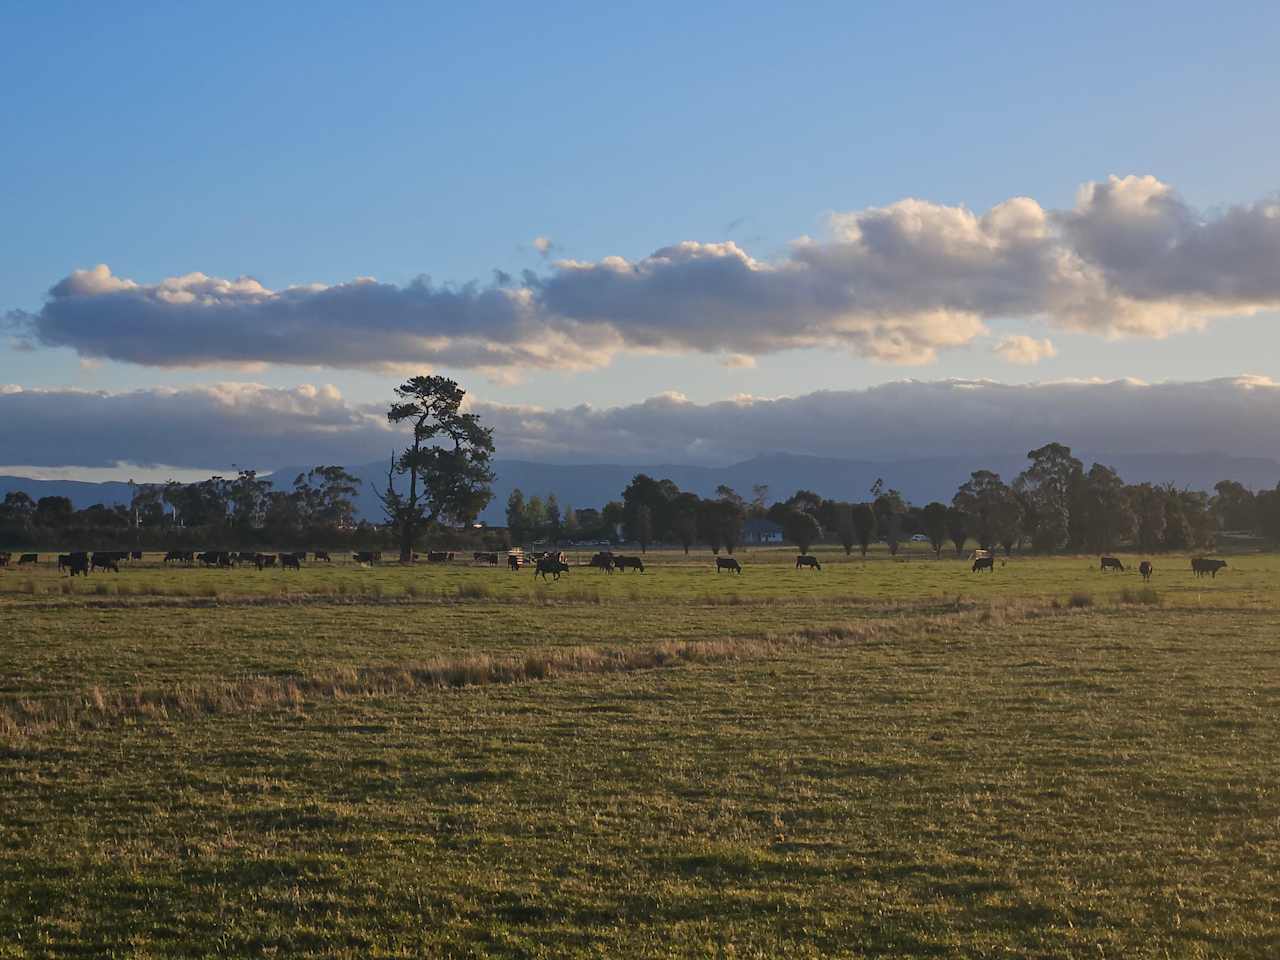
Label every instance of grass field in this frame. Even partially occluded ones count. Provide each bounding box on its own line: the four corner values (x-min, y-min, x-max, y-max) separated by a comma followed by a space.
1, 548, 1277, 957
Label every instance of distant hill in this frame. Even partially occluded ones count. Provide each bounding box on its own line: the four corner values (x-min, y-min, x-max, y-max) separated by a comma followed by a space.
5, 451, 1279, 524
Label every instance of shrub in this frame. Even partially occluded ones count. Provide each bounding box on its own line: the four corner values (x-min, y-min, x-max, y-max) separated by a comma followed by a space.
455, 582, 493, 601
1118, 587, 1161, 606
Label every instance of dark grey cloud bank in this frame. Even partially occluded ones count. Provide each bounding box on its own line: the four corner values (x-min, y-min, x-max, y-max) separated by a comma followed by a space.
3, 376, 1279, 471
15, 175, 1280, 371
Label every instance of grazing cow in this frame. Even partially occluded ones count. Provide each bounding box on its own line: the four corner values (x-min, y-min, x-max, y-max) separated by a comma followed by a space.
613, 555, 645, 573
795, 555, 821, 571
281, 553, 301, 571
1100, 556, 1125, 572
716, 557, 742, 574
589, 551, 615, 573
1191, 558, 1228, 578
427, 551, 453, 563
473, 551, 499, 565
17, 553, 38, 566
972, 556, 995, 573
90, 552, 119, 573
314, 550, 332, 562
536, 556, 570, 580
1139, 561, 1153, 581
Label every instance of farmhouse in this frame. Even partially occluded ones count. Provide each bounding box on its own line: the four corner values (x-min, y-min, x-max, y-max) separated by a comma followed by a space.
743, 518, 784, 545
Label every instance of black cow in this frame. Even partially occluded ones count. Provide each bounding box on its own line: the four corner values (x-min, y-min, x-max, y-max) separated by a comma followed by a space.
427, 551, 453, 563
353, 551, 381, 565
590, 552, 615, 573
314, 550, 332, 562
90, 552, 119, 573
65, 552, 90, 577
1100, 556, 1125, 572
1139, 561, 1153, 581
473, 551, 499, 565
1191, 558, 1228, 578
613, 555, 645, 573
972, 556, 995, 573
254, 553, 277, 570
536, 556, 570, 581
716, 557, 742, 574
281, 553, 301, 570
508, 554, 522, 571
129, 551, 143, 561
795, 555, 821, 570
0, 552, 10, 567
17, 553, 38, 565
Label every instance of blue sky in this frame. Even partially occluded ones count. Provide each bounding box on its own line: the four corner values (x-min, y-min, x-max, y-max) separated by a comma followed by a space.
2, 2, 1280, 475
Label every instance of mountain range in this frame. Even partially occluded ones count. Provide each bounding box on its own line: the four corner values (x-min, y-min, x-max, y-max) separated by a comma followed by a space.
4, 451, 1279, 524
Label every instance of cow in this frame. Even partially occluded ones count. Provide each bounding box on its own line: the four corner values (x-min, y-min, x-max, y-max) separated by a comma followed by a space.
353, 551, 381, 565
1139, 561, 1153, 581
536, 556, 570, 581
314, 550, 332, 562
1191, 558, 1228, 578
129, 551, 143, 561
795, 555, 821, 571
508, 554, 522, 571
65, 552, 90, 577
90, 552, 119, 574
613, 555, 645, 573
473, 551, 499, 565
427, 551, 453, 563
716, 557, 742, 574
0, 552, 10, 567
164, 550, 190, 564
972, 556, 995, 573
57, 553, 72, 573
590, 552, 615, 573
281, 553, 301, 571
1100, 556, 1125, 572
254, 553, 277, 570
17, 553, 38, 566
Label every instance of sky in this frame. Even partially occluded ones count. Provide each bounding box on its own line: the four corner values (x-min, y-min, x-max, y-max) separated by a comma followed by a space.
3, 1, 1280, 478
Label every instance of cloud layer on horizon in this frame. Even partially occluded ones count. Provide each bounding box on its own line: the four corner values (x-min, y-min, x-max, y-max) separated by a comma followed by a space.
4, 376, 1280, 473
13, 175, 1280, 373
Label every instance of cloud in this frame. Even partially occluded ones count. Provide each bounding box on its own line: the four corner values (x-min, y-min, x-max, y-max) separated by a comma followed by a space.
0, 382, 395, 469
5, 376, 1280, 471
14, 175, 1280, 372
992, 335, 1057, 365
532, 235, 557, 257
471, 375, 1280, 465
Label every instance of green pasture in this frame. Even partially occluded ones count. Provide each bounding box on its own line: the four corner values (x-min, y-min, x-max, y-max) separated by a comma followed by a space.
0, 548, 1277, 956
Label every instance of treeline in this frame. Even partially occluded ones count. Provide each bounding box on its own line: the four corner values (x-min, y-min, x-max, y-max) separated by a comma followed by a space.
511, 442, 1280, 554
0, 467, 495, 552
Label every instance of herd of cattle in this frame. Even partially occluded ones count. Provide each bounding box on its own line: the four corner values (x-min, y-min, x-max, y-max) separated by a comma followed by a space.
0, 549, 1236, 580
